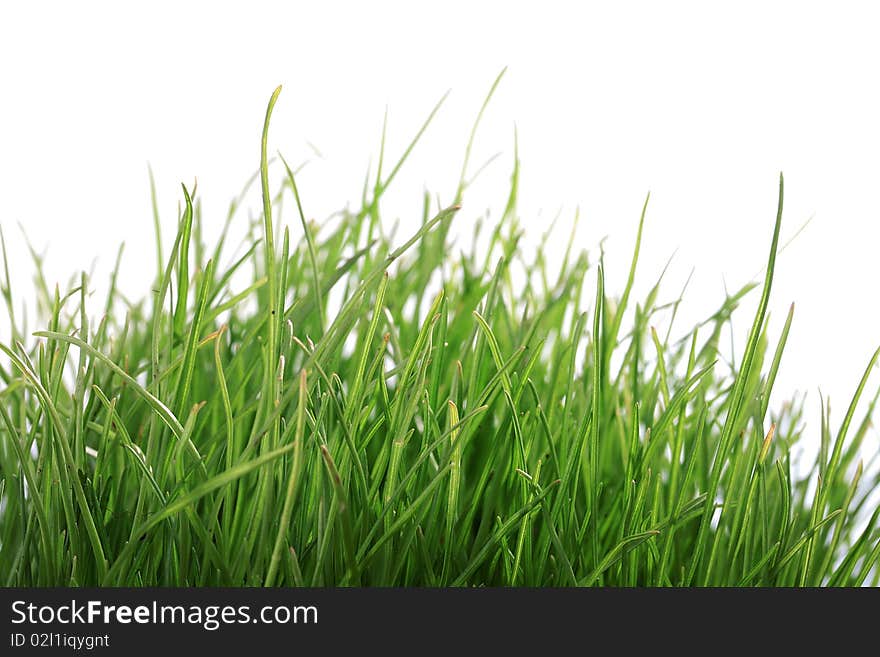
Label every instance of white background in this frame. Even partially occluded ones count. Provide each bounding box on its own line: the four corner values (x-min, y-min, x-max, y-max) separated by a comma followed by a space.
1, 1, 879, 442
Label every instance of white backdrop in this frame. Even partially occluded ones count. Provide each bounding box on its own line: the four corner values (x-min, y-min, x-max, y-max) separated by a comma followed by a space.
1, 1, 879, 440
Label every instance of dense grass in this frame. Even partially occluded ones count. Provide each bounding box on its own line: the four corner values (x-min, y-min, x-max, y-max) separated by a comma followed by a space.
1, 84, 879, 587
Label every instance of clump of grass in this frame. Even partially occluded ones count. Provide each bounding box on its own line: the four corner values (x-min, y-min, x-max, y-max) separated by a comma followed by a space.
1, 84, 879, 587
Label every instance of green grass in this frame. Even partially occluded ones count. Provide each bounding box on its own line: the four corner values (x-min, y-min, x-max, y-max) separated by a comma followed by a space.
1, 82, 879, 587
